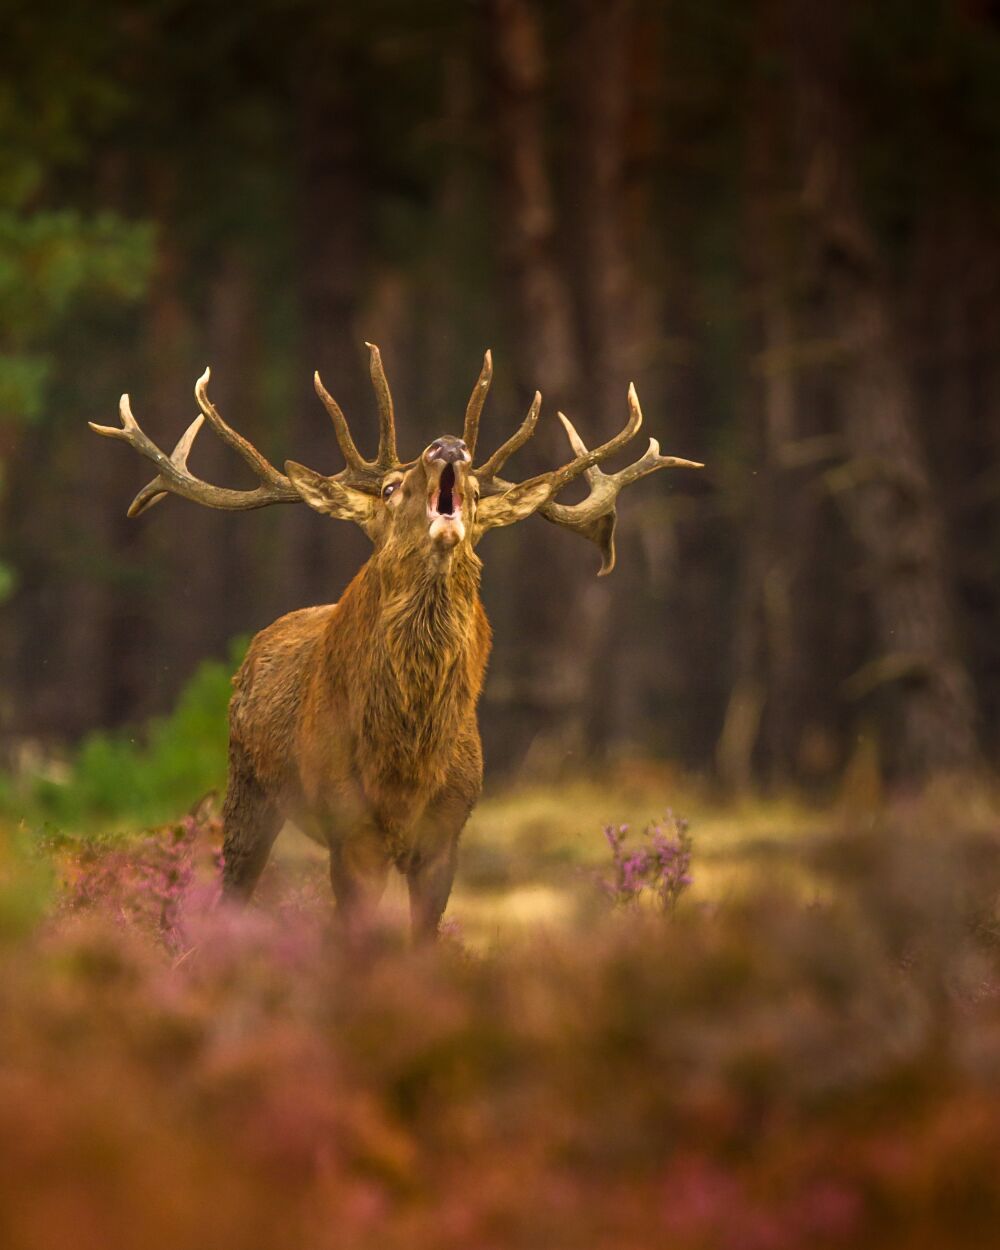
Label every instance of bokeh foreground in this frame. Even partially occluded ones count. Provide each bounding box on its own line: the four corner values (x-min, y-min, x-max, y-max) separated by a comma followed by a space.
3, 792, 1000, 1249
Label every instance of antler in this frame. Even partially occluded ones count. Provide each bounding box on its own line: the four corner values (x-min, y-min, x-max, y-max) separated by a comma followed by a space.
93, 345, 701, 567
366, 341, 399, 468
89, 368, 301, 517
311, 342, 409, 486
93, 344, 409, 518
475, 382, 703, 575
463, 350, 493, 458
474, 388, 542, 483
539, 387, 703, 574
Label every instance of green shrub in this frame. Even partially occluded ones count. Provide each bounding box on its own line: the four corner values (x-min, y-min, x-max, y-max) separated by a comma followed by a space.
22, 637, 246, 831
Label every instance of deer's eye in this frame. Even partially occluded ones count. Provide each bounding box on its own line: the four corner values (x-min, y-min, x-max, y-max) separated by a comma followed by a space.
382, 481, 399, 500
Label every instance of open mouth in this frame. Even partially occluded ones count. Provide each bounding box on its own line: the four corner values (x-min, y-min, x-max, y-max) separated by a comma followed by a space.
429, 463, 461, 519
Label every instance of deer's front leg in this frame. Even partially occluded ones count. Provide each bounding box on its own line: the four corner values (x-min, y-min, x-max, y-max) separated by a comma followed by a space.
328, 830, 391, 942
406, 840, 460, 943
407, 785, 475, 942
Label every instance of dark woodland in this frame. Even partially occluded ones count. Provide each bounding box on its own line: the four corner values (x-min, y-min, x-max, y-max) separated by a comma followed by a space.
4, 0, 999, 792
7, 5, 1000, 1248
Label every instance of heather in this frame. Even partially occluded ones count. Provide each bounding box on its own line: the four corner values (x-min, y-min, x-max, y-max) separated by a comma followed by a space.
2, 799, 1000, 1249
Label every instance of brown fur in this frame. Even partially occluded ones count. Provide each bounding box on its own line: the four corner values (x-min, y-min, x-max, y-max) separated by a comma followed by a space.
94, 350, 700, 939
221, 448, 492, 941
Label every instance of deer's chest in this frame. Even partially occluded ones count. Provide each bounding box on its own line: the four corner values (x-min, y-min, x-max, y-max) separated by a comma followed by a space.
359, 647, 470, 784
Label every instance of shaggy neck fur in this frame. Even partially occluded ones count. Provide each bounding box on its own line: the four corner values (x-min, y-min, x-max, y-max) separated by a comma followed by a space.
339, 543, 485, 794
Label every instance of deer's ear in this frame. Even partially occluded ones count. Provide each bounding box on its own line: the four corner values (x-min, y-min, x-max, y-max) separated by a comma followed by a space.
475, 480, 551, 535
285, 461, 372, 526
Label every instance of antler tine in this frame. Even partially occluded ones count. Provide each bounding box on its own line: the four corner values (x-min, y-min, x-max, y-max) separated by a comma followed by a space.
127, 413, 205, 516
194, 368, 287, 487
88, 391, 143, 442
540, 382, 645, 496
89, 371, 302, 516
474, 390, 542, 483
481, 384, 702, 574
314, 370, 367, 472
538, 385, 703, 575
365, 342, 399, 469
463, 349, 493, 457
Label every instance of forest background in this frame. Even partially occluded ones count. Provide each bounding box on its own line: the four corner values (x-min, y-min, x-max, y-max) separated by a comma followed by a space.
3, 7, 1000, 1244
3, 0, 1000, 819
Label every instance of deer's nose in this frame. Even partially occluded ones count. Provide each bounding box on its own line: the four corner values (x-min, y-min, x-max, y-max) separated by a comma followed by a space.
427, 437, 470, 465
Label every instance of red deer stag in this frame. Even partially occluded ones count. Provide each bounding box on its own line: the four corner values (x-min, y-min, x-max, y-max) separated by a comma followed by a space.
91, 346, 702, 939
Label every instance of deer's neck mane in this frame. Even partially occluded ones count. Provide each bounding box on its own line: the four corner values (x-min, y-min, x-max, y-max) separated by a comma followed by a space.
379, 550, 479, 661
334, 547, 486, 793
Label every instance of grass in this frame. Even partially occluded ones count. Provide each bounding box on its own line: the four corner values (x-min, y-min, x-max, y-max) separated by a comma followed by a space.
421, 768, 967, 945
262, 769, 833, 946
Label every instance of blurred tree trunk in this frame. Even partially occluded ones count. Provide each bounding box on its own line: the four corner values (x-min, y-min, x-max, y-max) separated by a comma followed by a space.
279, 31, 370, 621
2, 396, 123, 744
1, 150, 148, 744
566, 0, 651, 758
787, 0, 980, 780
719, 0, 832, 791
17, 155, 170, 742
486, 0, 579, 395
139, 166, 197, 715
485, 0, 591, 772
909, 198, 1000, 764
486, 0, 666, 770
607, 7, 699, 763
160, 248, 258, 685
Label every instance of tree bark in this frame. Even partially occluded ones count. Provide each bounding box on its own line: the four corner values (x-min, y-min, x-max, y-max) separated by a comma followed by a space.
280, 31, 371, 622
908, 196, 1000, 764
720, 0, 837, 791
157, 248, 259, 687
566, 0, 650, 759
787, 0, 980, 779
485, 0, 591, 773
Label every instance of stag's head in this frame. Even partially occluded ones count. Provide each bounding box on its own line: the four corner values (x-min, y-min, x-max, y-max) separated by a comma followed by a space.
90, 343, 702, 577
285, 347, 559, 569
373, 435, 476, 561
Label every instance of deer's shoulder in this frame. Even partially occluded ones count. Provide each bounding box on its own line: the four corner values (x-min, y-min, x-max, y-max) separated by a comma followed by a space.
234, 604, 338, 691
